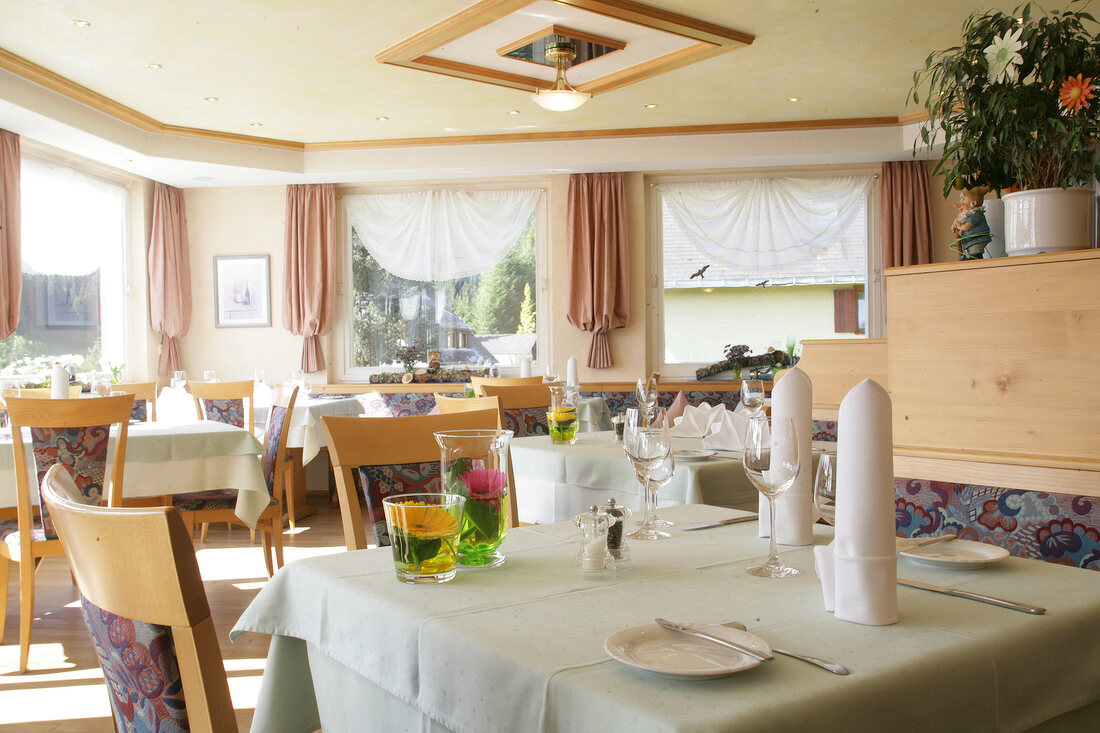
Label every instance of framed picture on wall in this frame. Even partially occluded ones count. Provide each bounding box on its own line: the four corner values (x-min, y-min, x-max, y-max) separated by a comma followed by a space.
214, 255, 271, 328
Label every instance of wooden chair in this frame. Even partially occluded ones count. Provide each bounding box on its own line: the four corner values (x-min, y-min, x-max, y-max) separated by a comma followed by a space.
41, 465, 237, 732
0, 394, 135, 672
470, 375, 545, 394
113, 381, 158, 422
320, 410, 517, 552
476, 383, 554, 437
188, 380, 256, 434
171, 385, 298, 577
3, 385, 83, 399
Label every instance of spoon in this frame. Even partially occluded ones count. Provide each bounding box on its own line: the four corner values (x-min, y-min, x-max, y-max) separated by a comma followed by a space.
720, 621, 849, 675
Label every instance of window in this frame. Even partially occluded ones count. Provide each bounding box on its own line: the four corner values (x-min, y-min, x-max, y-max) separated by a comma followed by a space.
655, 173, 876, 372
1, 155, 127, 382
340, 187, 543, 377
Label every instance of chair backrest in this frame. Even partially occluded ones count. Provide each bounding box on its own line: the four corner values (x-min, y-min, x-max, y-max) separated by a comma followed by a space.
188, 380, 255, 433
5, 385, 83, 399
477, 383, 553, 437
320, 410, 514, 551
6, 394, 135, 546
42, 465, 238, 733
260, 384, 299, 500
470, 375, 545, 395
434, 395, 504, 428
113, 381, 158, 422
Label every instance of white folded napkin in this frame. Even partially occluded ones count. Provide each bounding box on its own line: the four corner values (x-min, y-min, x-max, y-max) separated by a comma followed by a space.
758, 367, 814, 546
669, 402, 725, 438
700, 410, 750, 451
826, 378, 898, 626
51, 363, 69, 399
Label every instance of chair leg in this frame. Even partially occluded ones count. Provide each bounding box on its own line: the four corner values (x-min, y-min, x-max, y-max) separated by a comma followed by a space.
272, 518, 285, 571
260, 530, 274, 578
18, 557, 34, 672
200, 522, 210, 543
0, 555, 10, 642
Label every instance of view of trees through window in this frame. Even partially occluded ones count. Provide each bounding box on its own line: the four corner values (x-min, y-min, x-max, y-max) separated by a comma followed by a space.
350, 215, 537, 369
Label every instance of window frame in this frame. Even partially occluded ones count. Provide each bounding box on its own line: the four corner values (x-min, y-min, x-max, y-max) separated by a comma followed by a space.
332, 180, 549, 383
646, 165, 883, 380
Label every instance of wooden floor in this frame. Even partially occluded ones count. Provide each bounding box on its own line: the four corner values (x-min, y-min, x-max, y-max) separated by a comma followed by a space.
0, 494, 349, 731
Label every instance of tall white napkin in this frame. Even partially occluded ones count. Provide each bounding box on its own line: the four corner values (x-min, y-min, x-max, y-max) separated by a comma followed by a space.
566, 356, 578, 387
758, 367, 813, 545
669, 403, 725, 438
51, 363, 69, 399
701, 410, 750, 451
519, 357, 531, 378
826, 378, 897, 626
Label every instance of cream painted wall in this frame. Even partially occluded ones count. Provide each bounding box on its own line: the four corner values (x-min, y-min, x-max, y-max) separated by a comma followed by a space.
181, 186, 312, 384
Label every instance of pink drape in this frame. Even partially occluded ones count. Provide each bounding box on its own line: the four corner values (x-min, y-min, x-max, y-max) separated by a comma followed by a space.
566, 172, 629, 369
148, 182, 192, 376
0, 130, 19, 339
881, 161, 934, 268
283, 184, 335, 373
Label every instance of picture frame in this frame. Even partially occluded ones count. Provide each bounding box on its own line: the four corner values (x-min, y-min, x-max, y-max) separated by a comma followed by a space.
214, 255, 271, 328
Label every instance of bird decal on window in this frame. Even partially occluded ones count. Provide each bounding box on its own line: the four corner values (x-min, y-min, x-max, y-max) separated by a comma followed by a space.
755, 280, 769, 287
689, 264, 710, 280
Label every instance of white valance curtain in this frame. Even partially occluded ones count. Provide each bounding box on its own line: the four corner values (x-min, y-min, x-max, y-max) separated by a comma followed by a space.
661, 176, 873, 268
345, 188, 540, 282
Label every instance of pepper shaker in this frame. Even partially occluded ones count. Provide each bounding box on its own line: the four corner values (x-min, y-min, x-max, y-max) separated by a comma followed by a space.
600, 498, 632, 570
575, 505, 615, 579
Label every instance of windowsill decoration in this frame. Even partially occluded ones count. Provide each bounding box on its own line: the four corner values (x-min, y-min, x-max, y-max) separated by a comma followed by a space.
696, 343, 791, 380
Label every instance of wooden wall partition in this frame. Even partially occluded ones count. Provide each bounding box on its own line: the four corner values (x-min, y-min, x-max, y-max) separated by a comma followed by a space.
886, 249, 1100, 496
791, 338, 887, 420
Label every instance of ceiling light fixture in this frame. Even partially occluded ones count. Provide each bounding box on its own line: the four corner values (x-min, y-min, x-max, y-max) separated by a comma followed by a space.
71, 20, 90, 28
530, 40, 590, 112
508, 109, 521, 115
376, 116, 389, 122
145, 63, 162, 70
787, 96, 801, 102
204, 96, 219, 102
644, 103, 658, 109
249, 122, 264, 127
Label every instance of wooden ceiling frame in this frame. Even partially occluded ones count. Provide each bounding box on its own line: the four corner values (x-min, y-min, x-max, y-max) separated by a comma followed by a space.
496, 25, 627, 70
375, 0, 754, 96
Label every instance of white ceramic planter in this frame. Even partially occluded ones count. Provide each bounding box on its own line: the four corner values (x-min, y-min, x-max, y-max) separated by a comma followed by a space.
1002, 187, 1095, 256
982, 198, 1005, 258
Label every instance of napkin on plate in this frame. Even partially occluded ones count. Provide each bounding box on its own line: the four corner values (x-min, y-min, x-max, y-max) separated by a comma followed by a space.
670, 403, 725, 438
819, 378, 897, 626
663, 391, 689, 428
700, 410, 750, 451
758, 367, 814, 546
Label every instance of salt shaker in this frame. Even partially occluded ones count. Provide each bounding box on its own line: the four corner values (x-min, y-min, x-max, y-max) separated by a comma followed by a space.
600, 498, 632, 570
575, 505, 615, 579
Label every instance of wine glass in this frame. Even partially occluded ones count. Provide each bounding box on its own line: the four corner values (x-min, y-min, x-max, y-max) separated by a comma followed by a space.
743, 416, 801, 578
253, 369, 266, 385
646, 451, 676, 529
623, 407, 671, 540
300, 376, 313, 398
543, 365, 558, 383
203, 370, 218, 383
635, 376, 658, 421
813, 452, 837, 526
290, 368, 304, 386
740, 379, 765, 416
172, 370, 187, 390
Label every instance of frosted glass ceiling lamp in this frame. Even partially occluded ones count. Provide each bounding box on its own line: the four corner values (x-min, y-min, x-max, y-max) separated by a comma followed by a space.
530, 42, 591, 112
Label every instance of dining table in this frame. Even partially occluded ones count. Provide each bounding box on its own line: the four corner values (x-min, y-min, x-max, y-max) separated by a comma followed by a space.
232, 503, 1100, 733
510, 430, 834, 525
0, 421, 270, 528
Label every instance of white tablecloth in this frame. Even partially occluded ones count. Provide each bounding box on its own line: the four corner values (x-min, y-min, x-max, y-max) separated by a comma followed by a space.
0, 422, 270, 528
232, 504, 1100, 733
510, 431, 833, 524
256, 395, 364, 464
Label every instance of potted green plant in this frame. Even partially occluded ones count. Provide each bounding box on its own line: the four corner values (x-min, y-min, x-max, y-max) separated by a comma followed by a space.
912, 2, 1100, 256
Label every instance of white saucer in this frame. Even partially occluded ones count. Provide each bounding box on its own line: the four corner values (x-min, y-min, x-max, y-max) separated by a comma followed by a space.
672, 449, 716, 463
604, 623, 770, 680
898, 538, 1010, 570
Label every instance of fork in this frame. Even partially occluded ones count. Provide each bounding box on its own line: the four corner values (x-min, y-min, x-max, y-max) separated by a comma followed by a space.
720, 621, 849, 675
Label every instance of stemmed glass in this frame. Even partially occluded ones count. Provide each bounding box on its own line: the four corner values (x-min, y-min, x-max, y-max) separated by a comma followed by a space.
645, 451, 676, 530
813, 453, 837, 526
203, 370, 218, 383
623, 407, 671, 540
635, 376, 658, 421
740, 379, 765, 416
172, 370, 187, 390
743, 416, 801, 577
543, 365, 558, 383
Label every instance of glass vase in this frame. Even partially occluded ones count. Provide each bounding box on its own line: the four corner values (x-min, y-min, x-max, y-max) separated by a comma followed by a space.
434, 429, 514, 568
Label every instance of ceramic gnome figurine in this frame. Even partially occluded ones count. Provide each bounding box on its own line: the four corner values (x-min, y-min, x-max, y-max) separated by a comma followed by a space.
951, 187, 992, 260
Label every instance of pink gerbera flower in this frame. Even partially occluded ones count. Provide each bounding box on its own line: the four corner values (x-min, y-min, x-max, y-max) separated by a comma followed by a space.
459, 468, 508, 500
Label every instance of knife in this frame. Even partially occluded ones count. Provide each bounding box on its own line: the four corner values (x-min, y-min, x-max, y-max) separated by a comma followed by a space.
654, 618, 773, 661
680, 514, 759, 532
897, 578, 1046, 615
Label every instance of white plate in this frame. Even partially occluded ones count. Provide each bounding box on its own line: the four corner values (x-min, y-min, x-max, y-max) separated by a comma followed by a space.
672, 449, 716, 463
898, 538, 1010, 570
604, 623, 770, 680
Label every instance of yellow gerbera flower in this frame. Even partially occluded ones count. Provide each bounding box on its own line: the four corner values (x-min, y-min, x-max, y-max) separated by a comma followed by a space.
1059, 74, 1095, 113
387, 501, 459, 538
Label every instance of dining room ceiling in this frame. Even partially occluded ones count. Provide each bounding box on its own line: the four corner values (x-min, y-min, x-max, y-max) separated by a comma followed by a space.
0, 0, 1024, 152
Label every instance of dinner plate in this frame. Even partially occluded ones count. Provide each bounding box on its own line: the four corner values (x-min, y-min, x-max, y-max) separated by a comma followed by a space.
672, 449, 716, 463
604, 623, 770, 680
898, 538, 1010, 570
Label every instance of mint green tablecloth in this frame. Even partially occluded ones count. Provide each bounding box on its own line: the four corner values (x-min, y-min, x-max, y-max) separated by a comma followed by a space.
232, 504, 1100, 733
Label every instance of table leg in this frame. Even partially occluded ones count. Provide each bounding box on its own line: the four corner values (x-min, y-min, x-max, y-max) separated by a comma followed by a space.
284, 447, 317, 530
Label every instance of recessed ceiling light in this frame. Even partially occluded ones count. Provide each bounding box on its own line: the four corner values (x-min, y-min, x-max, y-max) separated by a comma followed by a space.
376, 116, 389, 122
204, 96, 219, 102
71, 19, 91, 28
249, 122, 264, 127
644, 103, 658, 109
508, 110, 520, 115
145, 63, 162, 70
787, 96, 801, 102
